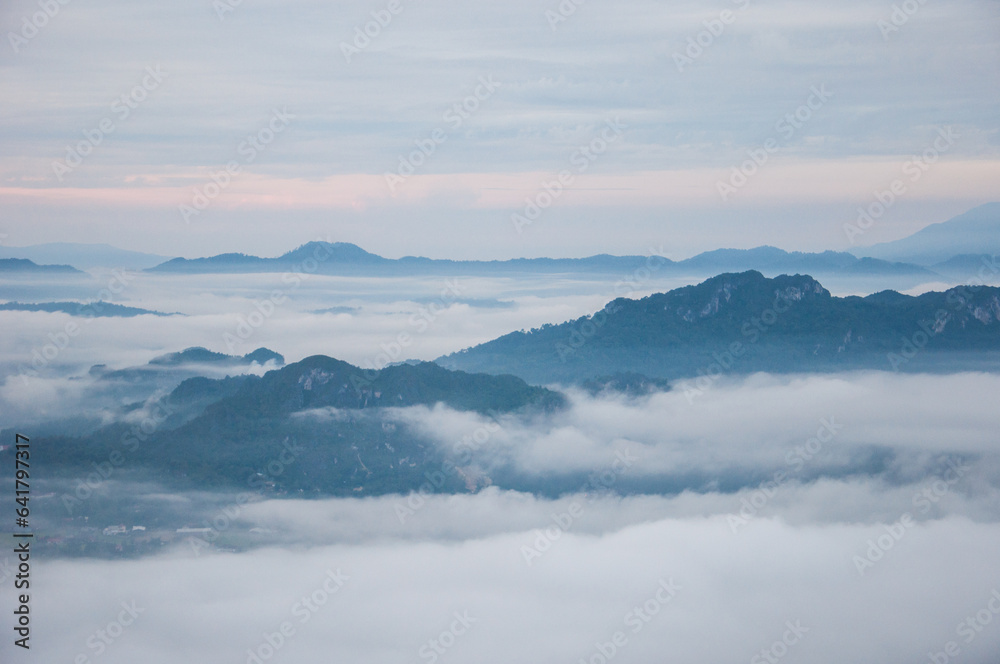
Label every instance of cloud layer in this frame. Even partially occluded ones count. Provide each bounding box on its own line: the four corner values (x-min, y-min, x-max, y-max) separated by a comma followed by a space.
1, 0, 997, 256
4, 496, 1000, 664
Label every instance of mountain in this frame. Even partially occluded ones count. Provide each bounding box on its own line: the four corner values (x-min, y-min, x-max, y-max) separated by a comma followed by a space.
146, 240, 934, 280
436, 271, 1000, 384
190, 354, 561, 419
679, 246, 932, 276
32, 355, 564, 496
0, 243, 171, 271
147, 242, 390, 274
80, 347, 286, 414
91, 346, 284, 386
0, 258, 83, 274
147, 346, 283, 366
930, 254, 999, 280
0, 301, 175, 317
4, 347, 285, 440
148, 241, 668, 275
852, 202, 1000, 266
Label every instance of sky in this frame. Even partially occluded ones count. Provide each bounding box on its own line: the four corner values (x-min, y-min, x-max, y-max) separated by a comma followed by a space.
1, 0, 998, 260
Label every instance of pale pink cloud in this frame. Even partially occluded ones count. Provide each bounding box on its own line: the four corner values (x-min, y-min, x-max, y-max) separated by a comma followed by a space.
0, 159, 996, 213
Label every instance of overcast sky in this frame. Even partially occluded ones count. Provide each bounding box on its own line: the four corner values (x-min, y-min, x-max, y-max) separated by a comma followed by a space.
1, 0, 998, 259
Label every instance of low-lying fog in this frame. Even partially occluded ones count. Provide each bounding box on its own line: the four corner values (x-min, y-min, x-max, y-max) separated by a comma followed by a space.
2, 371, 999, 663
2, 272, 1000, 663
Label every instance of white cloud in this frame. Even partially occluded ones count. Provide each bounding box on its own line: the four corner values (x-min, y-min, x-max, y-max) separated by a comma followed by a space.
6, 496, 1000, 664
393, 372, 1000, 488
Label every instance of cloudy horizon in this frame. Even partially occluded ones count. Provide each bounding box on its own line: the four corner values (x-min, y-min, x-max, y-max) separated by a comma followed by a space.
1, 0, 998, 259
2, 1, 1000, 662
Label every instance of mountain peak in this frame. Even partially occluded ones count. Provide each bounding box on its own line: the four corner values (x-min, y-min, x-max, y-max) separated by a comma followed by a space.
0, 258, 83, 274
852, 202, 1000, 265
279, 242, 385, 263
678, 270, 829, 303
436, 271, 1000, 384
149, 347, 284, 366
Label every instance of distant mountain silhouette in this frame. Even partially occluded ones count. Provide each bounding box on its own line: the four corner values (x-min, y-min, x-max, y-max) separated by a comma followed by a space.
148, 346, 284, 366
0, 258, 83, 274
679, 246, 932, 276
0, 301, 175, 317
0, 242, 170, 270
930, 253, 999, 280
147, 242, 389, 273
852, 202, 1000, 266
146, 241, 933, 279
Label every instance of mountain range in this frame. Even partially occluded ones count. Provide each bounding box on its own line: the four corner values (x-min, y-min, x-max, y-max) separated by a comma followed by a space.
1, 204, 996, 280
8, 269, 1000, 503
438, 270, 1000, 384
145, 241, 937, 279
0, 243, 169, 271
0, 258, 83, 274
29, 355, 563, 497
0, 301, 175, 317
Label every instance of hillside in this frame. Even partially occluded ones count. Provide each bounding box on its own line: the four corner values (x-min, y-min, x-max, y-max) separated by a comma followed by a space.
0, 258, 84, 274
30, 355, 564, 496
437, 271, 1000, 383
